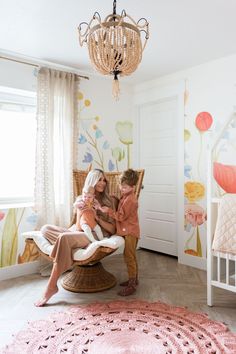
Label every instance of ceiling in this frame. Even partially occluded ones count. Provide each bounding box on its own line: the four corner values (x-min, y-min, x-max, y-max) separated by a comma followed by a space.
1, 0, 236, 84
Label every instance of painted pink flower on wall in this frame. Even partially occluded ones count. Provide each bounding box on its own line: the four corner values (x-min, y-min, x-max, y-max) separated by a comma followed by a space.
185, 203, 207, 227
184, 203, 207, 257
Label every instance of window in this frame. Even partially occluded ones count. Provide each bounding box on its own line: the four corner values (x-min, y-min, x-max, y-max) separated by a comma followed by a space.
0, 87, 36, 206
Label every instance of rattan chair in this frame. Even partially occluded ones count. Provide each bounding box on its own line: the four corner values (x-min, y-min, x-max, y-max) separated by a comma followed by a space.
23, 169, 144, 293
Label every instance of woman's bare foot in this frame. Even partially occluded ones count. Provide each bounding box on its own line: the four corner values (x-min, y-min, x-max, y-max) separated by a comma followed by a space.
34, 286, 58, 307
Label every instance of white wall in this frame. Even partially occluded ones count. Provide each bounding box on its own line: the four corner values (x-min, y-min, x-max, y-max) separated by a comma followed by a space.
0, 58, 37, 91
2, 53, 236, 272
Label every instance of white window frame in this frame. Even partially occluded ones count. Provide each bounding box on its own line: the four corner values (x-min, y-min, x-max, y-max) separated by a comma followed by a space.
0, 86, 36, 208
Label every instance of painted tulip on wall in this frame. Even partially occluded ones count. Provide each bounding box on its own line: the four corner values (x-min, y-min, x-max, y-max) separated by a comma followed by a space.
115, 121, 133, 168
0, 208, 25, 267
112, 147, 125, 171
0, 207, 38, 267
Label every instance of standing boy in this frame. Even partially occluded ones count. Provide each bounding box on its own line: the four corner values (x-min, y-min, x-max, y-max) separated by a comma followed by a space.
100, 169, 140, 296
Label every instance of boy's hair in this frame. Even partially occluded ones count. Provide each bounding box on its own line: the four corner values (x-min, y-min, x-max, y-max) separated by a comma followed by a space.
120, 169, 139, 187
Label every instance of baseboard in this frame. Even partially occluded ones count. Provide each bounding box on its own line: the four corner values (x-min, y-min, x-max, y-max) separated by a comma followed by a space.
178, 253, 207, 271
0, 261, 40, 281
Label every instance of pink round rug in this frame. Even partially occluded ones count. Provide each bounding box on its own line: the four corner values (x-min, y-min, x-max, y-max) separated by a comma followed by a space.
1, 300, 236, 354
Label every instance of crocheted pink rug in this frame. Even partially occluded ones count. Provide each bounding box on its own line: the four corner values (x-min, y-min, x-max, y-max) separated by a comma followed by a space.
1, 300, 236, 354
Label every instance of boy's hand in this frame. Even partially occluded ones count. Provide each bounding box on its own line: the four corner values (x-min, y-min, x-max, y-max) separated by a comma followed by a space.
100, 206, 109, 213
93, 199, 101, 210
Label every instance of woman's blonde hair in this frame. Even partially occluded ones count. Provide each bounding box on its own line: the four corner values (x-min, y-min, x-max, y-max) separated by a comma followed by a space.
83, 169, 112, 208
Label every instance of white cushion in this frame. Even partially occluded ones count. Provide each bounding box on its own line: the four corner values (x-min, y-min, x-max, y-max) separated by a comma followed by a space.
22, 231, 124, 261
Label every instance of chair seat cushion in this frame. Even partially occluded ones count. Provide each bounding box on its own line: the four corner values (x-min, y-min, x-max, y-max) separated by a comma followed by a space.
22, 231, 124, 261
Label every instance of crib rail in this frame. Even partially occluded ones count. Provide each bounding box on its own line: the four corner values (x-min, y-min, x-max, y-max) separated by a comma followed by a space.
211, 251, 236, 293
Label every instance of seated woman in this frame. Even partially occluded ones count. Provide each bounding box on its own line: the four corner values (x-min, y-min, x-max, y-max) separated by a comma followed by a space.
35, 169, 117, 307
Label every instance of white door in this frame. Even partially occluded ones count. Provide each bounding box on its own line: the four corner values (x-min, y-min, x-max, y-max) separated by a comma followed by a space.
137, 97, 179, 256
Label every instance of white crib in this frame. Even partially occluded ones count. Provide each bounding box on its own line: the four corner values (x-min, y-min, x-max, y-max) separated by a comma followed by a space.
207, 113, 236, 306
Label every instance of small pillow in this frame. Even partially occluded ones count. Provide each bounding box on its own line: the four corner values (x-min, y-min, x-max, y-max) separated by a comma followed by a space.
213, 162, 236, 193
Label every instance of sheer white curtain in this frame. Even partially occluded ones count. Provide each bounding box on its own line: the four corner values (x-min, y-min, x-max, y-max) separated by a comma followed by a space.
35, 68, 79, 228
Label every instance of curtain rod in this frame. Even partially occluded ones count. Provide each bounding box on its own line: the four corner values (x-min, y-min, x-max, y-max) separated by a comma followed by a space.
0, 55, 89, 80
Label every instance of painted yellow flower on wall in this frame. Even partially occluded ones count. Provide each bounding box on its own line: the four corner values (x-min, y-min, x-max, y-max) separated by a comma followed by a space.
184, 129, 191, 141
84, 99, 91, 107
184, 181, 205, 203
78, 92, 84, 100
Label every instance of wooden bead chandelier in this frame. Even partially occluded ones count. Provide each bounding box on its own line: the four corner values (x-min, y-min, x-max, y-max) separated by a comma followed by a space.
78, 0, 149, 100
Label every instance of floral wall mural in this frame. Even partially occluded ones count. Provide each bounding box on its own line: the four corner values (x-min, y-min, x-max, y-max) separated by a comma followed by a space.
77, 91, 133, 171
184, 103, 213, 257
182, 55, 236, 265
184, 114, 236, 261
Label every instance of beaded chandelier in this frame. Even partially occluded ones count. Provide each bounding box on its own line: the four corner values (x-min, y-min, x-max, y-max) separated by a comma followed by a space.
78, 0, 149, 100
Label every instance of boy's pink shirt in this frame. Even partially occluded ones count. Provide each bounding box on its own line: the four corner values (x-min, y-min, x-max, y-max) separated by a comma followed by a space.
107, 191, 140, 238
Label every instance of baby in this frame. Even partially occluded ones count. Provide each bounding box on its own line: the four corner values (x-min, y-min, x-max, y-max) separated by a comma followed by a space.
74, 186, 103, 243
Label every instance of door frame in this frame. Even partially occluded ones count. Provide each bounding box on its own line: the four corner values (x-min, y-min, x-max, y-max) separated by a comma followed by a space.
133, 80, 185, 262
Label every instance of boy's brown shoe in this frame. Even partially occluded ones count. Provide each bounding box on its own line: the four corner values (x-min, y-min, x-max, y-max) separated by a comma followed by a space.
118, 278, 137, 296
119, 278, 139, 287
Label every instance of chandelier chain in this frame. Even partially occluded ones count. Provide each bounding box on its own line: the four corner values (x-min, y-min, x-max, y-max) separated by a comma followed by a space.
113, 0, 117, 15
